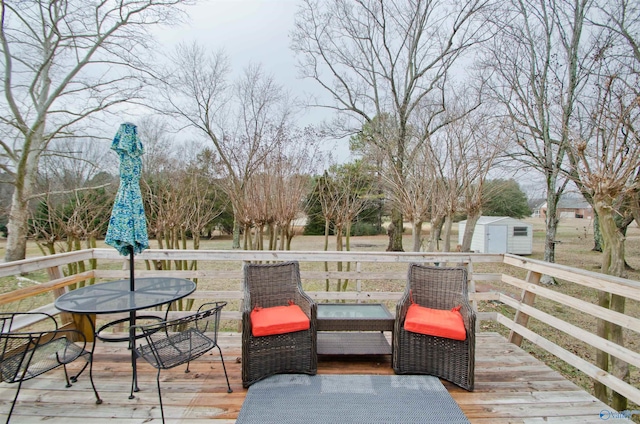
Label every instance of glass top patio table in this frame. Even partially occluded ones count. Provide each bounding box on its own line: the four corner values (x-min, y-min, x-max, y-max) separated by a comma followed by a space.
55, 277, 196, 314
55, 277, 196, 397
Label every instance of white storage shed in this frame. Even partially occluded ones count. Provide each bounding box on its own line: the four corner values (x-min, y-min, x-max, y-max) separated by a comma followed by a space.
457, 216, 533, 255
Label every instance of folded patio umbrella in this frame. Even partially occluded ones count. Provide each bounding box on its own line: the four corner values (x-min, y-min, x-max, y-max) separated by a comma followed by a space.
105, 122, 149, 291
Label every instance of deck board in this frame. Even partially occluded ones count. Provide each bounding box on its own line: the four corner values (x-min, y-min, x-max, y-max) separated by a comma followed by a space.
0, 332, 628, 423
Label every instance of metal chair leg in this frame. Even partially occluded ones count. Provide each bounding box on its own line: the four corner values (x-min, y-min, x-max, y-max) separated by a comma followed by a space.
87, 353, 103, 404
62, 364, 72, 388
70, 350, 91, 383
5, 378, 25, 424
156, 368, 165, 424
217, 345, 233, 393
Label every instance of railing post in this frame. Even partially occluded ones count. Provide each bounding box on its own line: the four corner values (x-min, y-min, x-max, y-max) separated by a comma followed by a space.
466, 261, 479, 333
356, 261, 361, 303
48, 265, 95, 342
48, 265, 71, 323
508, 270, 541, 346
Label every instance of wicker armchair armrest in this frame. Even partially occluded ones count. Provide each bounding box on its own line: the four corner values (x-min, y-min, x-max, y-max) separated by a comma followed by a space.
292, 288, 315, 318
458, 299, 476, 332
395, 289, 411, 323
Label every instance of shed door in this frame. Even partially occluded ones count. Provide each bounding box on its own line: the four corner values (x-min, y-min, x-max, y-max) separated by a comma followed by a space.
486, 225, 508, 253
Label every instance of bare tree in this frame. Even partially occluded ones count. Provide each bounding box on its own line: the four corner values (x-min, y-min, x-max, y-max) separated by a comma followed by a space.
0, 0, 190, 261
425, 176, 449, 252
31, 138, 114, 279
141, 148, 226, 278
291, 0, 493, 251
458, 113, 504, 252
559, 4, 640, 407
227, 125, 320, 251
313, 173, 338, 243
591, 0, 640, 65
385, 149, 434, 252
432, 123, 472, 253
138, 117, 177, 176
271, 128, 321, 250
156, 44, 293, 249
481, 0, 592, 278
316, 161, 374, 291
568, 62, 639, 410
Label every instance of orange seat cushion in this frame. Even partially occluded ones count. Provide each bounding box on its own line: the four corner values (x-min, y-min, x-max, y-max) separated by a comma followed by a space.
250, 304, 310, 337
404, 304, 467, 340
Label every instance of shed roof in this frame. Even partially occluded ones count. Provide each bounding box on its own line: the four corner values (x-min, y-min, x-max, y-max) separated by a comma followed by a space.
459, 216, 532, 226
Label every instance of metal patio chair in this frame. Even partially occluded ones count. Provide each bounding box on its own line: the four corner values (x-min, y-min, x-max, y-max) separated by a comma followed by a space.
0, 312, 102, 423
133, 301, 232, 424
242, 261, 317, 388
393, 264, 476, 391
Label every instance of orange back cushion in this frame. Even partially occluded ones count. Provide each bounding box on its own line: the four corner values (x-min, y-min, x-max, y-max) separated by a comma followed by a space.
404, 304, 467, 341
250, 304, 310, 337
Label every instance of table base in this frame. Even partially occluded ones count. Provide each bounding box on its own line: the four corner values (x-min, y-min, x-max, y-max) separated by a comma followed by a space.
317, 332, 391, 355
96, 315, 163, 343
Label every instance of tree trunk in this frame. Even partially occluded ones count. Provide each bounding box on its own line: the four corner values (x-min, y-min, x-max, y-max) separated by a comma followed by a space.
5, 151, 39, 261
462, 211, 481, 252
387, 207, 404, 251
594, 200, 630, 410
285, 223, 294, 250
345, 221, 352, 251
335, 223, 343, 292
324, 218, 330, 292
544, 192, 559, 264
342, 221, 352, 291
442, 214, 454, 252
592, 212, 603, 252
412, 220, 423, 252
427, 215, 445, 252
277, 224, 283, 250
541, 191, 561, 285
243, 223, 251, 250
232, 216, 241, 249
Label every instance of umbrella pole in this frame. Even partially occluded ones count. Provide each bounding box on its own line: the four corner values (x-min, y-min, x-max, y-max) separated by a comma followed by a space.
129, 245, 135, 291
128, 245, 139, 396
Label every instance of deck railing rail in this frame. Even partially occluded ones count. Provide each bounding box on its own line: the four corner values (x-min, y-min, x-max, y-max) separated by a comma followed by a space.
0, 248, 639, 405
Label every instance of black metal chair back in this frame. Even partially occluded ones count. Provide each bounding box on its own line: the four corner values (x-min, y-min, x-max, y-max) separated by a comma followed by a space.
0, 312, 101, 423
133, 301, 232, 423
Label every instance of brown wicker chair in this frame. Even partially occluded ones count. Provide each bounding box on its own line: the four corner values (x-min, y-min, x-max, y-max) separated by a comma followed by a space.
242, 261, 317, 388
392, 264, 475, 391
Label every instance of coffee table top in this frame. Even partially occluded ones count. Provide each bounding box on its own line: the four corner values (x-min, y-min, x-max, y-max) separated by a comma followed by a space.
317, 303, 393, 319
316, 303, 394, 332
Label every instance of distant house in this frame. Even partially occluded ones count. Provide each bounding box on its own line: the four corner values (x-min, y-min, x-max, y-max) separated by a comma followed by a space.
536, 197, 594, 220
458, 216, 533, 255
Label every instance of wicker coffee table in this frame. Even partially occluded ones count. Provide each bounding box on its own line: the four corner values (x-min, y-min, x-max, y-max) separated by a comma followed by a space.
316, 303, 394, 355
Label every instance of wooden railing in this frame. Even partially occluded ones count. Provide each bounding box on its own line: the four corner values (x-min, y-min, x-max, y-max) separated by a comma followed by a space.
0, 248, 639, 405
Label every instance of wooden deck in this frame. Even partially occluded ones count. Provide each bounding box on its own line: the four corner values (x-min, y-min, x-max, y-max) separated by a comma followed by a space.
0, 332, 628, 423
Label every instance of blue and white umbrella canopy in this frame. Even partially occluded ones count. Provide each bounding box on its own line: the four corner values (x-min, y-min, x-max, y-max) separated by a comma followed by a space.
105, 122, 149, 290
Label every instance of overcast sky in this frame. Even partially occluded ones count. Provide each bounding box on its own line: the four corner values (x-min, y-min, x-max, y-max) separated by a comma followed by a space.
158, 1, 299, 78
154, 0, 349, 160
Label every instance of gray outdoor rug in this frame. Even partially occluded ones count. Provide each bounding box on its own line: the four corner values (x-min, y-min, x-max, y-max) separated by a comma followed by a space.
236, 374, 470, 424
